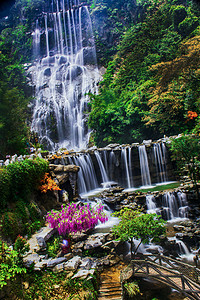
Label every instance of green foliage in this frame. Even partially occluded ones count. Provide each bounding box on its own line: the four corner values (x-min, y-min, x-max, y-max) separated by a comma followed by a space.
169, 135, 200, 195
3, 269, 99, 300
0, 4, 33, 156
112, 207, 166, 257
47, 237, 62, 258
0, 158, 48, 209
0, 240, 27, 288
1, 203, 44, 241
124, 281, 141, 297
64, 275, 99, 299
14, 235, 30, 254
89, 0, 200, 146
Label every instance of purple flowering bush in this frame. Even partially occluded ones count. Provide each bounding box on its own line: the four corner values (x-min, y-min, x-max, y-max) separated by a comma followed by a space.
46, 203, 108, 236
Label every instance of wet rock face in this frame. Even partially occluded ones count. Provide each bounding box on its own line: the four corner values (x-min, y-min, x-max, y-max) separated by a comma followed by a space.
49, 163, 79, 200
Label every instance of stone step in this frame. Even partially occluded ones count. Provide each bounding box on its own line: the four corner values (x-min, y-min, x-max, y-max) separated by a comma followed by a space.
98, 298, 121, 300
100, 284, 121, 288
98, 281, 122, 299
98, 295, 121, 300
100, 286, 121, 292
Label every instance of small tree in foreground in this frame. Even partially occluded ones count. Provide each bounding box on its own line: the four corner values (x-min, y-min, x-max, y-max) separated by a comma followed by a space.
112, 208, 166, 259
46, 203, 108, 236
169, 135, 200, 199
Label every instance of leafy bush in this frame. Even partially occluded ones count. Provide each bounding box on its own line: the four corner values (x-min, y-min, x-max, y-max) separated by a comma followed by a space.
0, 240, 28, 288
0, 158, 48, 209
1, 202, 44, 241
124, 281, 140, 297
47, 237, 62, 258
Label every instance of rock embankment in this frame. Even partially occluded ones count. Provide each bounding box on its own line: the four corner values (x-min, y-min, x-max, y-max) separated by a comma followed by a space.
23, 226, 122, 281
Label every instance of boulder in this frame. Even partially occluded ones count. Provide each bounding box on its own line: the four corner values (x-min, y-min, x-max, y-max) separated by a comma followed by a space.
64, 256, 81, 271
64, 253, 73, 260
23, 253, 41, 268
36, 237, 47, 250
84, 239, 102, 250
63, 165, 80, 173
34, 260, 50, 271
71, 233, 88, 242
56, 174, 69, 184
79, 258, 93, 270
52, 263, 65, 273
72, 269, 95, 280
47, 257, 67, 268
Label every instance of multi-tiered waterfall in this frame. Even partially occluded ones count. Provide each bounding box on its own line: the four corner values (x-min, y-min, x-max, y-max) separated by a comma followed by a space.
63, 142, 175, 196
30, 0, 100, 150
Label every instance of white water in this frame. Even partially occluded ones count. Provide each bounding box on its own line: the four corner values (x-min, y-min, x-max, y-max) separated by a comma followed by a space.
146, 191, 189, 221
153, 143, 168, 182
138, 145, 151, 186
168, 237, 194, 262
162, 192, 189, 220
121, 148, 131, 188
30, 1, 100, 150
146, 194, 161, 215
94, 151, 110, 184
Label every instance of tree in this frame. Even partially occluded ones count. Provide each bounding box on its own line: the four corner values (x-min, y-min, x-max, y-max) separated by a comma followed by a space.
169, 135, 200, 199
112, 207, 166, 259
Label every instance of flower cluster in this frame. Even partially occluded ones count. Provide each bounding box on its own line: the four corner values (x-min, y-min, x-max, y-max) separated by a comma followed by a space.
187, 111, 198, 120
46, 203, 108, 236
39, 173, 61, 193
51, 154, 61, 159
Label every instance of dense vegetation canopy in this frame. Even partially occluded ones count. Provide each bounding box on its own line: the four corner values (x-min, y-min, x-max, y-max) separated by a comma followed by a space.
89, 0, 200, 146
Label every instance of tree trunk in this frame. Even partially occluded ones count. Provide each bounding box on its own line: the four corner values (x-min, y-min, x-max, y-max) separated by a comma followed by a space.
130, 238, 133, 260
133, 240, 143, 259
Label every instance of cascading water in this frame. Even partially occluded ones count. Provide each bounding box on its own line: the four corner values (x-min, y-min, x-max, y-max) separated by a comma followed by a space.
146, 192, 189, 221
29, 0, 100, 150
64, 143, 175, 195
70, 154, 99, 194
138, 145, 151, 186
162, 192, 189, 220
153, 143, 168, 182
121, 148, 131, 189
94, 151, 109, 185
146, 194, 160, 215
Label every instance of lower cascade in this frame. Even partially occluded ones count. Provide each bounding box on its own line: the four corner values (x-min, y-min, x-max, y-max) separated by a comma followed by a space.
65, 142, 174, 195
146, 191, 189, 221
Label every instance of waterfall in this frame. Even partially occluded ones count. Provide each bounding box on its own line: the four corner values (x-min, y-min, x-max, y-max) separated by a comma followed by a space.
33, 19, 41, 59
146, 191, 189, 221
153, 143, 167, 182
138, 145, 151, 186
177, 191, 189, 218
121, 148, 131, 188
146, 194, 160, 214
71, 154, 98, 194
168, 237, 193, 261
128, 147, 133, 187
30, 0, 100, 150
109, 150, 116, 181
94, 151, 109, 184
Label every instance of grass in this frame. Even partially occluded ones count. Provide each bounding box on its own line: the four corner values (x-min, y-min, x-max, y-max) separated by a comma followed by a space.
134, 182, 180, 193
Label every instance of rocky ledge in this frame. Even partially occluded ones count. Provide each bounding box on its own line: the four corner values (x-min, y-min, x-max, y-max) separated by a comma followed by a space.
22, 226, 122, 281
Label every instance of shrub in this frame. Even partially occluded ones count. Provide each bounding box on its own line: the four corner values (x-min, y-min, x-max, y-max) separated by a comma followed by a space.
0, 240, 27, 288
0, 158, 48, 209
